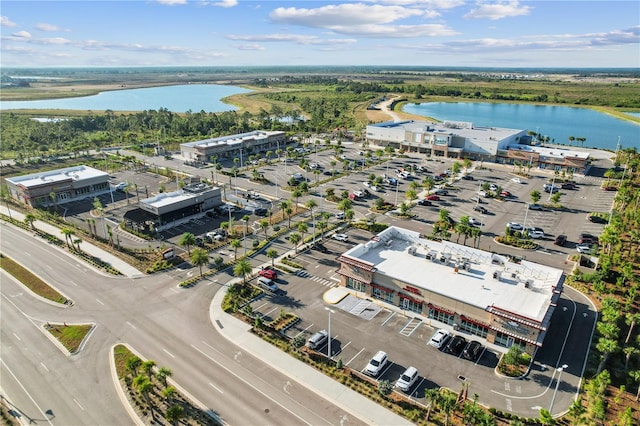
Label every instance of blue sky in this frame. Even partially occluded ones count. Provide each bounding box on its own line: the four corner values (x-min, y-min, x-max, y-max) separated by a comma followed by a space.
1, 1, 638, 68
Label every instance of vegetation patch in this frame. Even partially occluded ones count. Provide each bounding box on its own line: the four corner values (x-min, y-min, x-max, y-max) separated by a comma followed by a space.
46, 323, 93, 354
0, 253, 69, 304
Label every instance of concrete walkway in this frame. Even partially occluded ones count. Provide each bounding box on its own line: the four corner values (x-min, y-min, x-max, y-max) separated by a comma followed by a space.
209, 284, 413, 426
0, 206, 143, 278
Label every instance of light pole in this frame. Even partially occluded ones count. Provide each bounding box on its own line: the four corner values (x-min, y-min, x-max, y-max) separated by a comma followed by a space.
242, 219, 247, 255
547, 174, 556, 201
549, 364, 568, 414
324, 307, 335, 359
394, 180, 399, 206
275, 175, 279, 199
523, 203, 530, 229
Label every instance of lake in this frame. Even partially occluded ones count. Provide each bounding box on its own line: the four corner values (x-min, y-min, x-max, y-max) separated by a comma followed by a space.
403, 102, 640, 151
0, 84, 251, 113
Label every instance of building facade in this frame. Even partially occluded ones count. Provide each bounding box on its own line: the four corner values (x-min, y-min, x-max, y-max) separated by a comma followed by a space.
336, 226, 564, 354
5, 165, 110, 208
366, 120, 589, 174
180, 130, 287, 163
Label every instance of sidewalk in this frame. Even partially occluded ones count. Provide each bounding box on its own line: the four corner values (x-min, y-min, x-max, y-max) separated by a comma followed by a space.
209, 285, 412, 426
0, 206, 143, 278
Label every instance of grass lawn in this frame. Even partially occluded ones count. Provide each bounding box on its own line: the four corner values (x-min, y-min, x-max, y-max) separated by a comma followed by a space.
46, 324, 93, 353
0, 254, 68, 304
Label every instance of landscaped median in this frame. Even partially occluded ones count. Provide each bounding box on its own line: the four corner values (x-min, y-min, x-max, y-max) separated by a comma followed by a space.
0, 253, 71, 305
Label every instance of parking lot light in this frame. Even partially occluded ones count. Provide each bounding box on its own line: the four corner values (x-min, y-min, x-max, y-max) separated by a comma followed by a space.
549, 364, 568, 414
325, 307, 335, 359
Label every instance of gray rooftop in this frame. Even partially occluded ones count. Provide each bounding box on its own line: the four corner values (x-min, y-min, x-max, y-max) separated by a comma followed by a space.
342, 226, 563, 322
6, 165, 108, 188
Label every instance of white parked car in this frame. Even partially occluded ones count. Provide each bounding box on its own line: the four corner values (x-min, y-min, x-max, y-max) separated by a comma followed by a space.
364, 350, 389, 377
370, 185, 380, 192
353, 190, 365, 198
507, 222, 524, 231
511, 177, 522, 184
395, 366, 419, 392
528, 230, 545, 239
335, 212, 345, 220
577, 244, 595, 254
468, 217, 482, 227
363, 182, 371, 188
428, 329, 451, 349
332, 233, 349, 242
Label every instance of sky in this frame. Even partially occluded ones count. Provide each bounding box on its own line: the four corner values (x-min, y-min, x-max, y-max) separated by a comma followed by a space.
1, 0, 639, 68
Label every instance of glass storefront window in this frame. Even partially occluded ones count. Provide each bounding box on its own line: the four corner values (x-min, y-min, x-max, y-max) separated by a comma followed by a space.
429, 308, 454, 325
400, 298, 422, 314
346, 277, 367, 292
372, 287, 394, 303
460, 320, 488, 338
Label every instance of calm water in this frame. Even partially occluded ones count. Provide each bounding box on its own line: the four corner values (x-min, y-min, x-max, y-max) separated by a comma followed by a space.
403, 102, 640, 151
0, 84, 251, 113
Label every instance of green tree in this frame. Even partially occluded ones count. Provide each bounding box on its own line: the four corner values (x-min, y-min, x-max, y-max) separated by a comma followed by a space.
551, 191, 562, 205
179, 232, 197, 255
61, 227, 75, 247
132, 374, 154, 414
289, 232, 302, 252
530, 189, 542, 204
305, 199, 318, 222
126, 356, 141, 377
190, 248, 209, 276
162, 385, 176, 403
266, 248, 278, 266
539, 408, 555, 425
297, 222, 308, 241
141, 360, 156, 378
165, 404, 184, 426
378, 379, 393, 396
260, 219, 269, 238
451, 162, 462, 175
596, 337, 620, 374
24, 212, 37, 230
424, 388, 441, 423
233, 259, 253, 283
156, 366, 172, 388
230, 239, 242, 259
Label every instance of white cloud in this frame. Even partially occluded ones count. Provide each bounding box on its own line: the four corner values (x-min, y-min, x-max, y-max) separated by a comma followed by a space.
270, 4, 425, 27
227, 33, 357, 46
12, 30, 31, 39
233, 43, 266, 51
212, 0, 238, 7
464, 1, 531, 20
156, 0, 188, 5
1, 16, 18, 27
35, 23, 61, 32
587, 26, 640, 46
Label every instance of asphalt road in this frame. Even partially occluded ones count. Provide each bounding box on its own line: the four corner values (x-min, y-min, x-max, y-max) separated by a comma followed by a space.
0, 224, 366, 426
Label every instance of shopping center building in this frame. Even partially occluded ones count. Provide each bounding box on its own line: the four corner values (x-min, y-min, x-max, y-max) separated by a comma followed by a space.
180, 130, 287, 163
366, 120, 589, 174
5, 165, 110, 208
336, 226, 565, 353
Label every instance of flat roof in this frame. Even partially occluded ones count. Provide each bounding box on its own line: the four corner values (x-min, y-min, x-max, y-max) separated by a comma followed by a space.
6, 165, 108, 188
507, 144, 590, 160
341, 226, 563, 323
181, 130, 284, 149
141, 183, 219, 208
369, 120, 522, 141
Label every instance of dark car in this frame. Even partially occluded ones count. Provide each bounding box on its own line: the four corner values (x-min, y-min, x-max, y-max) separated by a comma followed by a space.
417, 199, 433, 206
462, 341, 483, 361
443, 335, 467, 356
462, 175, 475, 180
473, 205, 488, 214
426, 195, 440, 201
434, 189, 449, 196
253, 207, 268, 216
579, 233, 597, 244
554, 234, 567, 246
561, 182, 576, 190
312, 243, 329, 253
587, 215, 607, 224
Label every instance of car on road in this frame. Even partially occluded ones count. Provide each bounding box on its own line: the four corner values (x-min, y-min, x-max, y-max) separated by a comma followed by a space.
113, 182, 127, 191
528, 204, 543, 210
332, 233, 349, 242
253, 207, 268, 216
462, 175, 475, 180
528, 230, 545, 239
323, 169, 339, 176
335, 212, 345, 220
587, 215, 607, 224
443, 335, 467, 356
426, 195, 440, 201
507, 222, 524, 231
462, 341, 484, 361
259, 268, 277, 280
428, 329, 451, 349
364, 350, 389, 377
577, 244, 595, 254
511, 177, 522, 184
468, 217, 482, 227
395, 366, 419, 392
434, 189, 449, 196
473, 205, 488, 214
306, 330, 328, 350
417, 199, 432, 206
554, 235, 567, 246
218, 204, 237, 214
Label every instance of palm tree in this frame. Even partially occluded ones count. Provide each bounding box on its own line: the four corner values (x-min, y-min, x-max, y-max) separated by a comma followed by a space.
133, 374, 154, 416
126, 356, 141, 377
259, 219, 269, 239
630, 370, 640, 401
61, 227, 75, 247
317, 221, 328, 240
625, 313, 640, 344
166, 404, 184, 426
297, 222, 308, 242
289, 232, 302, 252
305, 199, 317, 222
596, 337, 619, 373
337, 198, 352, 214
285, 206, 293, 228
234, 259, 253, 284
0, 185, 13, 220
156, 367, 173, 388
406, 189, 417, 201
539, 408, 554, 425
230, 238, 242, 259
141, 360, 156, 378
291, 190, 302, 212
266, 249, 278, 267
191, 248, 209, 276
73, 238, 83, 252
440, 391, 458, 426
179, 232, 197, 255
325, 187, 335, 199
24, 212, 37, 230
424, 388, 441, 423
162, 385, 176, 403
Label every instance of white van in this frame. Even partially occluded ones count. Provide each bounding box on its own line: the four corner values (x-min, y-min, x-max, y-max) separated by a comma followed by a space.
257, 276, 277, 292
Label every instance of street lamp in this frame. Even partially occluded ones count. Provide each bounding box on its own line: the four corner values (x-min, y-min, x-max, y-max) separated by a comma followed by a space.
242, 219, 247, 255
394, 179, 399, 206
549, 364, 568, 414
523, 203, 530, 230
325, 307, 335, 359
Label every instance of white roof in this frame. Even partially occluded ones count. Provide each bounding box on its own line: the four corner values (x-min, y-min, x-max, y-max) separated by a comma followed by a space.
507, 144, 590, 160
6, 165, 107, 187
342, 226, 563, 323
181, 130, 283, 149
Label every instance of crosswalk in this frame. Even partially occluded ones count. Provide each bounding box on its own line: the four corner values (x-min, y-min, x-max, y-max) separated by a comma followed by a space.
294, 270, 335, 287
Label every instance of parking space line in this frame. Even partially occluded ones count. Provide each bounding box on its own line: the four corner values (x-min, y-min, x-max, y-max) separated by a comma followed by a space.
410, 378, 425, 398
294, 323, 314, 338
255, 302, 269, 310
346, 348, 365, 366
264, 307, 278, 316
381, 311, 396, 326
